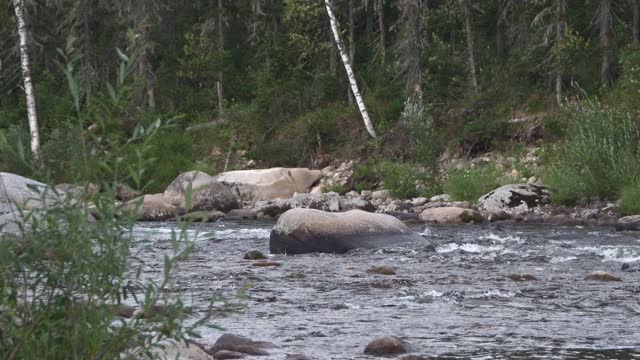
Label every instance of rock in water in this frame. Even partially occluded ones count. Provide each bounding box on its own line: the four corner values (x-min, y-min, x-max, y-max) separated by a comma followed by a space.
149, 341, 212, 360
270, 209, 425, 254
209, 334, 274, 356
215, 168, 322, 202
585, 271, 622, 282
123, 194, 178, 221
419, 207, 483, 224
164, 171, 239, 212
364, 336, 413, 356
478, 183, 550, 214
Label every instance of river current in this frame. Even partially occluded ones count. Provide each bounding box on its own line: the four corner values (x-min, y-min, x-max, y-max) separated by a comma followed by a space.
132, 221, 640, 359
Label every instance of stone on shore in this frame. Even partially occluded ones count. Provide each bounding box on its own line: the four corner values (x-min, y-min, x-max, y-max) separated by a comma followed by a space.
255, 192, 374, 217
419, 207, 483, 224
215, 168, 322, 202
616, 215, 640, 231
478, 183, 550, 214
124, 194, 178, 221
270, 208, 425, 254
1, 172, 65, 215
164, 171, 239, 212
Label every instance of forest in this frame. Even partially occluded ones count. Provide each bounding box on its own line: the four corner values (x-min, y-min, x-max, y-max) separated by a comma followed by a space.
1, 0, 640, 206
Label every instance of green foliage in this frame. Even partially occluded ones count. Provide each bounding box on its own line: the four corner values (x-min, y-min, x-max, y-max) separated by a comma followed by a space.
0, 51, 214, 359
402, 98, 438, 167
543, 103, 640, 204
323, 184, 347, 194
446, 165, 501, 202
619, 183, 640, 216
375, 161, 439, 199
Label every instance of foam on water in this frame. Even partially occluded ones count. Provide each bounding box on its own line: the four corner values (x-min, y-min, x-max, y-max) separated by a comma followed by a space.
576, 245, 640, 263
437, 242, 505, 254
213, 228, 271, 240
481, 232, 526, 244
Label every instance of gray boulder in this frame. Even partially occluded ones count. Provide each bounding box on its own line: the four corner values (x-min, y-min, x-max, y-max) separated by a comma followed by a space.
255, 192, 374, 217
478, 183, 550, 214
419, 207, 483, 224
616, 215, 640, 231
215, 168, 322, 202
123, 194, 179, 221
164, 171, 239, 212
270, 208, 425, 254
1, 172, 64, 215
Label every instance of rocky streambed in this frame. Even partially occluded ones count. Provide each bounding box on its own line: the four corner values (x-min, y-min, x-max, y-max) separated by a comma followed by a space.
132, 220, 640, 359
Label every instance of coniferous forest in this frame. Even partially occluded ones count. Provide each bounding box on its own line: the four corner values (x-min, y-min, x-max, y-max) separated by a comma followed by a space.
1, 0, 640, 206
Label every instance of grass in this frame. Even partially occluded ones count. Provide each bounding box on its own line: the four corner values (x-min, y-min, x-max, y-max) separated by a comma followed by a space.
446, 165, 501, 202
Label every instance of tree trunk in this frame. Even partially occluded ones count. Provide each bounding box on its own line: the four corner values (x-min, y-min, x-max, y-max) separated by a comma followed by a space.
633, 0, 639, 45
324, 0, 377, 139
348, 0, 355, 105
135, 0, 156, 110
376, 0, 386, 64
460, 0, 478, 91
13, 0, 40, 158
599, 0, 613, 87
555, 0, 566, 104
515, 0, 530, 49
496, 0, 506, 59
402, 0, 422, 97
217, 0, 224, 111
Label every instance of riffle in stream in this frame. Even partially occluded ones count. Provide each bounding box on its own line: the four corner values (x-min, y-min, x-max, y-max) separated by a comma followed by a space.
132, 221, 640, 359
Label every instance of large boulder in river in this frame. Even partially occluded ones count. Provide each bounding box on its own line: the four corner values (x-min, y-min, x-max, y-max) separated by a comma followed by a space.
0, 172, 64, 215
270, 208, 424, 254
419, 207, 483, 224
164, 171, 239, 212
215, 168, 323, 202
478, 183, 550, 214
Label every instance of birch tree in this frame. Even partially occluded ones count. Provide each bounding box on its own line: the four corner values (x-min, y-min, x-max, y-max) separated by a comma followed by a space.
324, 0, 377, 139
13, 0, 40, 157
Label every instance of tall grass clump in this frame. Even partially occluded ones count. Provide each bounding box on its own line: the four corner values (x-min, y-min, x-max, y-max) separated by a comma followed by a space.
446, 165, 501, 202
619, 183, 640, 215
375, 161, 440, 199
543, 103, 640, 204
402, 96, 438, 167
0, 40, 215, 359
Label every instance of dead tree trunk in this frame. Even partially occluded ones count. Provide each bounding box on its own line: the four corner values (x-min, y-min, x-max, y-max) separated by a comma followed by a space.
13, 0, 40, 157
324, 0, 377, 139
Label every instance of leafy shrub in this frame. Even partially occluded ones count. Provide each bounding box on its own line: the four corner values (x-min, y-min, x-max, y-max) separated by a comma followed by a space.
619, 183, 640, 216
375, 161, 439, 199
401, 98, 438, 167
543, 103, 640, 204
446, 165, 501, 202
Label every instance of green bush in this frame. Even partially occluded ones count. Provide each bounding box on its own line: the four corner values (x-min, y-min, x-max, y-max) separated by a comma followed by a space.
375, 161, 439, 199
543, 103, 640, 204
619, 183, 640, 216
446, 165, 501, 202
0, 47, 214, 359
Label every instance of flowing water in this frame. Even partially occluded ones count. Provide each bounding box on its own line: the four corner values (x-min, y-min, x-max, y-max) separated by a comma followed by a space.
132, 221, 640, 359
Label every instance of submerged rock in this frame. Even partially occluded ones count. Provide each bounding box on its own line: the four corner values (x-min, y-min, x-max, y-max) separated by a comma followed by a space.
622, 262, 640, 272
585, 271, 622, 282
209, 334, 274, 356
243, 250, 268, 260
364, 336, 413, 356
181, 210, 226, 222
215, 168, 322, 202
478, 183, 550, 214
212, 350, 244, 359
367, 265, 397, 276
507, 274, 538, 281
164, 171, 239, 212
419, 207, 483, 224
270, 209, 425, 254
149, 341, 212, 360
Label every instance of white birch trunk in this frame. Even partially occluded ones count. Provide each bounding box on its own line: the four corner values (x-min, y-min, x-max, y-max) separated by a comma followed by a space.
13, 0, 40, 158
324, 0, 378, 139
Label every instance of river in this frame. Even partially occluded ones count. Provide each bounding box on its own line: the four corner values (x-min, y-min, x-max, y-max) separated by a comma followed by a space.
132, 220, 640, 359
